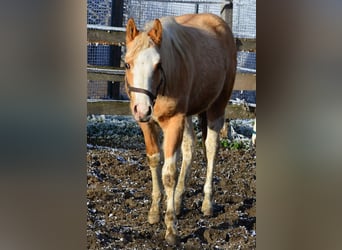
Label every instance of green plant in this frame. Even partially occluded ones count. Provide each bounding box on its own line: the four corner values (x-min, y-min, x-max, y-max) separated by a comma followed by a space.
220, 139, 245, 150
221, 138, 229, 148
229, 141, 244, 150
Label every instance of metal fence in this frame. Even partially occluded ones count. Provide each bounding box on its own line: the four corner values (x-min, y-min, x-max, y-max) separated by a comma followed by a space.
87, 0, 113, 99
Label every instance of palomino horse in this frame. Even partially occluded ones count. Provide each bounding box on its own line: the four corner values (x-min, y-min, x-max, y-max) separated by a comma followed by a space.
124, 13, 236, 244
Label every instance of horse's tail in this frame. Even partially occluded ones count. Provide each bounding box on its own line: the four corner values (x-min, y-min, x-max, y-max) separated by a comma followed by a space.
198, 112, 207, 155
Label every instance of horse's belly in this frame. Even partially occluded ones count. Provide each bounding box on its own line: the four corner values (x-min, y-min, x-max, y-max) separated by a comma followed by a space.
186, 91, 220, 115
186, 74, 226, 114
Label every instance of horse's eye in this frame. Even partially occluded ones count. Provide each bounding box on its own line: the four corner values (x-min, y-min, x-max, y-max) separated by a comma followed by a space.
125, 63, 130, 69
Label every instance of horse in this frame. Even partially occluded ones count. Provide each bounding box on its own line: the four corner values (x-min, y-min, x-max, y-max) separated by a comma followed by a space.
124, 13, 236, 245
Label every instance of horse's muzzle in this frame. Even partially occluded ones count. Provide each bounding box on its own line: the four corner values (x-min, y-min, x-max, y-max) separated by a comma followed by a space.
133, 103, 152, 122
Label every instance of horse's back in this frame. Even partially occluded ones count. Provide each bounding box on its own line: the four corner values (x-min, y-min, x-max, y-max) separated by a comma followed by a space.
175, 13, 234, 47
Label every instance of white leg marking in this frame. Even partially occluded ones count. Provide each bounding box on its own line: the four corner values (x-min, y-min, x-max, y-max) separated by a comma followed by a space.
175, 116, 194, 215
202, 117, 224, 216
162, 153, 178, 244
147, 153, 162, 224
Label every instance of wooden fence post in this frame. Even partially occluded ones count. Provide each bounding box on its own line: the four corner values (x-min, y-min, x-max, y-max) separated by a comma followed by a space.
108, 0, 124, 99
221, 1, 233, 28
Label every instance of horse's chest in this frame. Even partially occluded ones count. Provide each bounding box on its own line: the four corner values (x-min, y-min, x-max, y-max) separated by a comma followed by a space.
152, 98, 178, 121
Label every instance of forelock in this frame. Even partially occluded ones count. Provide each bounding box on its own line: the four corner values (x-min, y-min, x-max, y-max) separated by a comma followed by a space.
125, 32, 154, 61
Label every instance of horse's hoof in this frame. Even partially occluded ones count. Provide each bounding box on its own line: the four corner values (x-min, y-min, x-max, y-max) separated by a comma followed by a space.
148, 212, 160, 224
175, 202, 182, 216
202, 209, 213, 217
165, 232, 180, 245
201, 205, 213, 217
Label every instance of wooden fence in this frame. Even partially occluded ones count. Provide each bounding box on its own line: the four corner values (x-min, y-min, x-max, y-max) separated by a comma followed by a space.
87, 4, 256, 116
87, 27, 256, 91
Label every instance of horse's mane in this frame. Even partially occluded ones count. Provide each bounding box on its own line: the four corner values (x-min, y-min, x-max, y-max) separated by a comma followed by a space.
144, 17, 195, 83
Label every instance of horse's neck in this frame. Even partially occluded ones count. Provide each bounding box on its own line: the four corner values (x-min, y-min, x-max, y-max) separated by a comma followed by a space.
161, 50, 194, 94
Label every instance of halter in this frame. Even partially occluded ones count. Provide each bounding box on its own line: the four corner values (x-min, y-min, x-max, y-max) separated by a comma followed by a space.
125, 64, 166, 106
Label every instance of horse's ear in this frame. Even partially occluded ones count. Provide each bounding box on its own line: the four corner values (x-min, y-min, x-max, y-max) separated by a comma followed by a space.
148, 19, 162, 46
126, 18, 139, 43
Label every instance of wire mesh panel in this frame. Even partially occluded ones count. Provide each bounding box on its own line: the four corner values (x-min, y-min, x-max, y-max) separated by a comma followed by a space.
87, 0, 113, 99
123, 0, 255, 38
237, 51, 256, 72
87, 81, 109, 99
123, 0, 222, 29
232, 0, 256, 38
87, 0, 113, 25
87, 0, 112, 66
88, 45, 111, 66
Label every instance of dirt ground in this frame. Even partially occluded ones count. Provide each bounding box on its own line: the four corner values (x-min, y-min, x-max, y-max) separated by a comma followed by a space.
87, 118, 256, 249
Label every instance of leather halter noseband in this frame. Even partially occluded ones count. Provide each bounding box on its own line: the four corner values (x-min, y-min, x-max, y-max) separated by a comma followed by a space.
125, 64, 166, 105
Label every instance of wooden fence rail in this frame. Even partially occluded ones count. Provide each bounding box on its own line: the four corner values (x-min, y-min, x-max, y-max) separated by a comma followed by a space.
87, 65, 256, 90
87, 25, 256, 52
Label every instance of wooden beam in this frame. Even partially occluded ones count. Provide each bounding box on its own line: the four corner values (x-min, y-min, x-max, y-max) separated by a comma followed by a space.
236, 38, 256, 52
87, 28, 256, 52
87, 100, 130, 115
234, 73, 256, 90
87, 66, 256, 90
87, 66, 125, 81
87, 28, 125, 46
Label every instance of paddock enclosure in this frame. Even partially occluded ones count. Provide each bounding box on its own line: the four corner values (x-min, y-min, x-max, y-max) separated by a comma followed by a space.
87, 0, 256, 249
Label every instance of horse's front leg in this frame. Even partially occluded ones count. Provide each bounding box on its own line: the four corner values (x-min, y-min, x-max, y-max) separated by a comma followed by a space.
159, 114, 185, 245
139, 121, 162, 224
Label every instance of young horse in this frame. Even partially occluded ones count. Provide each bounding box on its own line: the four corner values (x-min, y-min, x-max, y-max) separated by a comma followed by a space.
124, 13, 236, 244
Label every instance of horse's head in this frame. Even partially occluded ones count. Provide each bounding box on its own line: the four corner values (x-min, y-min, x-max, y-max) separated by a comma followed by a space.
124, 18, 164, 122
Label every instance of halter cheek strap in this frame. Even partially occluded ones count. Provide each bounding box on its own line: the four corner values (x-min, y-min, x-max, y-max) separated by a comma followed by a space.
125, 65, 166, 105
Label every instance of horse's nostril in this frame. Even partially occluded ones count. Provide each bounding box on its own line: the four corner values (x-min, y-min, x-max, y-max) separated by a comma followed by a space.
134, 105, 138, 114
147, 106, 152, 116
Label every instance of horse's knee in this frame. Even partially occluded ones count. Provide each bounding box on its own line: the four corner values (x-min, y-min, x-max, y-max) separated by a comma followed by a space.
147, 153, 160, 168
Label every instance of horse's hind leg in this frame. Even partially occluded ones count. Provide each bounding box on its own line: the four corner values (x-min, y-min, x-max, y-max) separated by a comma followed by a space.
202, 68, 234, 216
201, 115, 224, 216
175, 116, 195, 215
139, 121, 163, 224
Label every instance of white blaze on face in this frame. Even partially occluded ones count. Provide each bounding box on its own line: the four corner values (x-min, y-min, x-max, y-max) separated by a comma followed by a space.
132, 47, 160, 106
